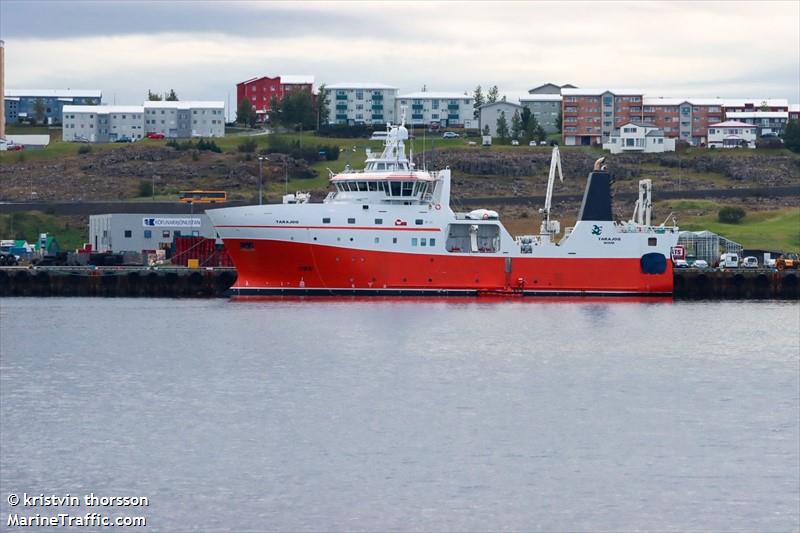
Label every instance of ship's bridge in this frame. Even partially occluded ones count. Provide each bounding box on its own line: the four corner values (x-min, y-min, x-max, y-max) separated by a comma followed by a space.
326, 119, 439, 205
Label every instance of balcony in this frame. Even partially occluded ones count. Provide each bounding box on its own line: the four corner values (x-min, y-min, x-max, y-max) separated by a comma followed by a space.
447, 104, 459, 110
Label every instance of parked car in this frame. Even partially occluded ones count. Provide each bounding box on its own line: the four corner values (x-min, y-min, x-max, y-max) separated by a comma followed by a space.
529, 140, 537, 146
146, 132, 165, 139
114, 136, 133, 143
741, 256, 759, 268
693, 259, 709, 269
6, 143, 24, 151
511, 139, 519, 146
442, 132, 459, 139
674, 259, 689, 268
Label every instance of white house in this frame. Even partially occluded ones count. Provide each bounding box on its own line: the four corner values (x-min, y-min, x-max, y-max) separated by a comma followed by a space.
395, 92, 475, 128
602, 122, 675, 154
324, 83, 398, 125
479, 101, 523, 137
707, 120, 757, 148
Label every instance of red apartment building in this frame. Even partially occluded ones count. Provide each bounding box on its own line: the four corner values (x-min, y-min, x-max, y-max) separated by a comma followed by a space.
236, 75, 314, 120
562, 88, 790, 146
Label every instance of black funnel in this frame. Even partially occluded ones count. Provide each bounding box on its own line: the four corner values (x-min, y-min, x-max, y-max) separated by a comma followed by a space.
577, 171, 614, 221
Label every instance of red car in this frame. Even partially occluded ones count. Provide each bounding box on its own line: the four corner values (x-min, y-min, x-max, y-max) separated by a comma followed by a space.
6, 144, 24, 151
145, 132, 165, 139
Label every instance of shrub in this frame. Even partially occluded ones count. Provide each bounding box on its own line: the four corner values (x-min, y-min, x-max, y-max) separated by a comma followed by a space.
718, 206, 746, 224
77, 145, 92, 155
237, 139, 257, 153
196, 138, 222, 153
138, 180, 153, 197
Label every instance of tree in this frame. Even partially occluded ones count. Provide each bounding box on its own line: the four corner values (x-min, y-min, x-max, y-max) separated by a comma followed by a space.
496, 111, 509, 139
520, 107, 532, 133
783, 119, 800, 153
487, 85, 499, 104
32, 98, 45, 124
236, 98, 256, 127
165, 89, 179, 101
316, 83, 330, 130
280, 91, 316, 130
524, 113, 541, 140
268, 95, 281, 124
147, 90, 162, 101
511, 110, 522, 139
472, 85, 484, 119
482, 125, 490, 136
554, 113, 562, 134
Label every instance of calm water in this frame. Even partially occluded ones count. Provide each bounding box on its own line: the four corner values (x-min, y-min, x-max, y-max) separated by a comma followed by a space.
1, 298, 798, 532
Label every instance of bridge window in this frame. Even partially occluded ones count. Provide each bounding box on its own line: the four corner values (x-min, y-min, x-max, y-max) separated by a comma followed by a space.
374, 218, 383, 224
357, 181, 368, 192
322, 217, 330, 224
124, 230, 132, 238
402, 182, 414, 196
368, 181, 378, 191
390, 181, 401, 196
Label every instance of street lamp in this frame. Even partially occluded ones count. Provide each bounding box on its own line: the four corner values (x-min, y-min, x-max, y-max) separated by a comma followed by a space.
257, 156, 266, 205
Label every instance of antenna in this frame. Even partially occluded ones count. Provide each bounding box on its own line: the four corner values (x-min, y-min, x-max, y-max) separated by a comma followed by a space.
422, 128, 426, 171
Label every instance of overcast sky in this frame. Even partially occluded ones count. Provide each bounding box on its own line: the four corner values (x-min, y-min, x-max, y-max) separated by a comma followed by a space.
2, 0, 798, 117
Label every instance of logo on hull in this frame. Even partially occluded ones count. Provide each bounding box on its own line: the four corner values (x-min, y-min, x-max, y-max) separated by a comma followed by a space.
591, 224, 602, 235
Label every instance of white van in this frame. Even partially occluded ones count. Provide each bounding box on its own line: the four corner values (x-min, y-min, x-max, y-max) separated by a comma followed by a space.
719, 253, 739, 268
370, 131, 388, 141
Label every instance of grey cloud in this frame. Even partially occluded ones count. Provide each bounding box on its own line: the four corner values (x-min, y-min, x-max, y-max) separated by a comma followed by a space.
0, 1, 365, 40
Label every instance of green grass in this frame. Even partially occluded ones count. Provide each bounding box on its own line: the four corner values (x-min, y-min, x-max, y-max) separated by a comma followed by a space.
0, 212, 86, 251
677, 207, 800, 251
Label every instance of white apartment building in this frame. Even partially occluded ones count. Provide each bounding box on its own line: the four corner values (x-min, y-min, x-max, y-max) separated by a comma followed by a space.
324, 83, 397, 125
63, 101, 225, 142
603, 122, 675, 154
707, 121, 757, 148
62, 105, 145, 142
395, 92, 475, 128
143, 101, 225, 138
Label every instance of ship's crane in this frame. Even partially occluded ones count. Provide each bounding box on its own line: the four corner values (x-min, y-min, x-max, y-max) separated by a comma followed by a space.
630, 179, 652, 226
539, 145, 563, 237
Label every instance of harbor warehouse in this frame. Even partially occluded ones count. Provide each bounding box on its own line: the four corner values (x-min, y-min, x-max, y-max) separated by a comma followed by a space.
89, 214, 217, 253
